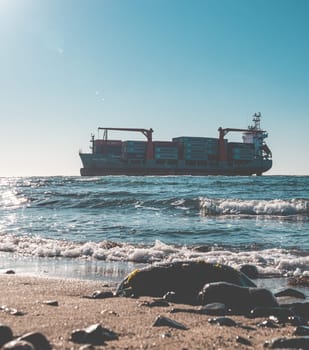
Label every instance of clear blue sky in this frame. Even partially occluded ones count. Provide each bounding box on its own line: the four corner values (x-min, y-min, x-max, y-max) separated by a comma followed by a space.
0, 0, 308, 176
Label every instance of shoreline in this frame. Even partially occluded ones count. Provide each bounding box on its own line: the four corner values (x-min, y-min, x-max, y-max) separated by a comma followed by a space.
1, 273, 308, 349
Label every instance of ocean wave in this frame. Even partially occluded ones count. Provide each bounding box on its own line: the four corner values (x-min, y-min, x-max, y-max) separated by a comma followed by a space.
200, 198, 309, 217
0, 235, 308, 278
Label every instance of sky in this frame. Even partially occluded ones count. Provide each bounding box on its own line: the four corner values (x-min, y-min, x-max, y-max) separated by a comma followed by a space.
0, 0, 308, 176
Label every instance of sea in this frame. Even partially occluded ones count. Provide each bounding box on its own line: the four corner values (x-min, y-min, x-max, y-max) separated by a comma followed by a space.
0, 175, 308, 294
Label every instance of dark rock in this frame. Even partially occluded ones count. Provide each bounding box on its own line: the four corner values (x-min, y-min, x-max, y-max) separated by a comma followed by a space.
240, 265, 259, 279
42, 300, 58, 306
18, 332, 51, 350
78, 346, 96, 350
265, 336, 309, 349
257, 320, 279, 328
139, 299, 169, 307
294, 326, 309, 336
198, 302, 228, 316
163, 291, 182, 303
289, 303, 309, 320
208, 317, 237, 327
0, 325, 13, 347
199, 282, 278, 314
193, 245, 211, 252
153, 315, 188, 330
169, 307, 196, 314
0, 306, 25, 316
116, 261, 256, 304
5, 270, 15, 275
275, 288, 306, 299
70, 324, 118, 345
287, 315, 308, 326
250, 307, 295, 321
236, 335, 252, 346
2, 340, 35, 350
268, 315, 281, 324
239, 325, 257, 331
85, 290, 114, 299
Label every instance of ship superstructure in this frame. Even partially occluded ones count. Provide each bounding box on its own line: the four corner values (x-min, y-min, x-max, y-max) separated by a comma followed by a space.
79, 113, 272, 176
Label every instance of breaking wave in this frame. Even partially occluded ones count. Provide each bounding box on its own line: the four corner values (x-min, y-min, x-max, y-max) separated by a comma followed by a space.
0, 235, 308, 278
200, 198, 309, 217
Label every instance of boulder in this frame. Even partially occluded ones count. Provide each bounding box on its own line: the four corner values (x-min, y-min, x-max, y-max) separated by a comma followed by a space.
116, 261, 256, 304
198, 282, 278, 314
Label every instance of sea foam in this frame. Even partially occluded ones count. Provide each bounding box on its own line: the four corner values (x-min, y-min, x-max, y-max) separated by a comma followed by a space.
0, 234, 307, 278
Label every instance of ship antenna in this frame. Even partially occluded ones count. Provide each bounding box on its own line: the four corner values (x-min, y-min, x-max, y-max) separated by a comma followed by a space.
252, 112, 261, 130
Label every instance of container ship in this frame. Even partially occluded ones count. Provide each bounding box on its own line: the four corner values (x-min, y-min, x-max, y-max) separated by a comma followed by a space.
79, 113, 272, 176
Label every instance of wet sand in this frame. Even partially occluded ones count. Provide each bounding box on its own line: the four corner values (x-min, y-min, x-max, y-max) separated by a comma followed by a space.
1, 274, 305, 349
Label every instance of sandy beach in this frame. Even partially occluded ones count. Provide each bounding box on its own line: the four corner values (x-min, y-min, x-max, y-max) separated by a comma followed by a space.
0, 274, 306, 349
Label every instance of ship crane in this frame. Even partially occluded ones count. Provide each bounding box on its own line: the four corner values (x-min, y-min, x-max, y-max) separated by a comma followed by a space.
218, 113, 268, 161
97, 127, 154, 160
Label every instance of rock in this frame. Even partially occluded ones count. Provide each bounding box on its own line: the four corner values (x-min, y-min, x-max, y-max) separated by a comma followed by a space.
78, 345, 96, 350
169, 307, 197, 314
42, 300, 58, 306
288, 302, 309, 320
193, 245, 211, 252
208, 317, 237, 327
5, 270, 15, 275
240, 264, 259, 279
265, 336, 309, 349
236, 335, 252, 346
2, 340, 35, 350
275, 288, 306, 299
85, 290, 114, 299
116, 261, 256, 304
153, 315, 188, 330
294, 326, 309, 336
287, 315, 307, 326
0, 325, 13, 347
250, 307, 294, 321
18, 332, 51, 350
199, 282, 278, 314
257, 320, 279, 328
163, 291, 182, 303
70, 324, 118, 345
139, 299, 169, 307
198, 303, 228, 316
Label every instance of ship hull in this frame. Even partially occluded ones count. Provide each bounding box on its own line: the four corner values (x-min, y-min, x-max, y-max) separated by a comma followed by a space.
79, 154, 272, 176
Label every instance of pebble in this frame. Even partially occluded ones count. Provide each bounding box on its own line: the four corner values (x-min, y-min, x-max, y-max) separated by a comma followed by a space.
0, 325, 13, 347
257, 320, 279, 328
153, 315, 188, 330
42, 300, 59, 306
294, 326, 309, 336
250, 307, 294, 321
85, 290, 114, 299
0, 306, 25, 316
275, 288, 306, 299
18, 332, 52, 350
287, 315, 308, 326
198, 302, 228, 316
70, 323, 118, 345
199, 282, 278, 314
264, 336, 309, 349
236, 335, 252, 346
2, 340, 35, 350
163, 291, 180, 303
286, 302, 309, 320
139, 299, 169, 307
208, 317, 237, 327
